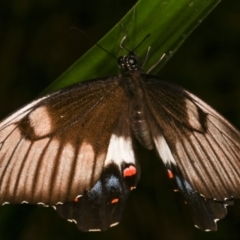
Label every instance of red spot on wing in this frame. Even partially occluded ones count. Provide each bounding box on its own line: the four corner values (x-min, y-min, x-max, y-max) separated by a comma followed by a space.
111, 198, 119, 204
123, 165, 136, 177
167, 169, 174, 179
73, 196, 79, 202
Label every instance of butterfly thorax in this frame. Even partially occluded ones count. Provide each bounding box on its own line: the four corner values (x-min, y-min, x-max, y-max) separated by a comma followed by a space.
118, 54, 154, 150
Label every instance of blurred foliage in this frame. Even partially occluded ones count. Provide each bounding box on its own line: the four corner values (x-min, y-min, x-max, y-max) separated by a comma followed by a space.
43, 0, 220, 93
0, 0, 240, 240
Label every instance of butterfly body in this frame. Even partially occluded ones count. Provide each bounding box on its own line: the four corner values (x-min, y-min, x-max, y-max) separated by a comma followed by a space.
0, 52, 240, 231
119, 55, 154, 150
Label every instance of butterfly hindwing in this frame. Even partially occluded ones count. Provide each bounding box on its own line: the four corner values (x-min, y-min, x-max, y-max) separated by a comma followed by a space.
56, 162, 138, 231
168, 165, 230, 231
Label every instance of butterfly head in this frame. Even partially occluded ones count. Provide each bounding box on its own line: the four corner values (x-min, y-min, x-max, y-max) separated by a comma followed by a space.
118, 53, 139, 74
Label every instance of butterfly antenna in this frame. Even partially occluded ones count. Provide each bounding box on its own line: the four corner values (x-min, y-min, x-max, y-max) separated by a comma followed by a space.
147, 53, 166, 73
120, 34, 151, 54
120, 5, 136, 47
141, 46, 151, 69
132, 34, 151, 52
71, 27, 117, 59
120, 35, 132, 52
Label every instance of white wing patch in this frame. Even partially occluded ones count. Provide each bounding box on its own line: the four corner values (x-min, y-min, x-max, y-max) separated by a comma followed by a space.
104, 134, 136, 167
153, 135, 177, 166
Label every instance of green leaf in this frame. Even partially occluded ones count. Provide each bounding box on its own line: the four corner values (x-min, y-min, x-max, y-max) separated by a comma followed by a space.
44, 0, 220, 94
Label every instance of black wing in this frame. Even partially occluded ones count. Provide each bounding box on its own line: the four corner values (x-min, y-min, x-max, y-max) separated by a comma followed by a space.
142, 75, 240, 231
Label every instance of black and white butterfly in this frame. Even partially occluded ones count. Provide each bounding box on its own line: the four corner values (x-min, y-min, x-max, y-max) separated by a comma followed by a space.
0, 47, 240, 232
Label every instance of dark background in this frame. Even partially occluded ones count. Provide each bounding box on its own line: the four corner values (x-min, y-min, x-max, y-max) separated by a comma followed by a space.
0, 1, 240, 239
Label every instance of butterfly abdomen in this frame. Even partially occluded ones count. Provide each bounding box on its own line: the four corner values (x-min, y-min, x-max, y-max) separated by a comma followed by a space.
130, 105, 154, 150
121, 70, 154, 150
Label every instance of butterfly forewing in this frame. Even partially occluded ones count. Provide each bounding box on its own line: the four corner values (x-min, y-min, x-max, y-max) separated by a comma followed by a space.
0, 77, 128, 205
141, 75, 240, 230
142, 75, 240, 200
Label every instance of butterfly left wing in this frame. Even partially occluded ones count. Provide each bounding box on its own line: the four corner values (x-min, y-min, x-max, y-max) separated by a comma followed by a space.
142, 75, 240, 231
0, 77, 139, 231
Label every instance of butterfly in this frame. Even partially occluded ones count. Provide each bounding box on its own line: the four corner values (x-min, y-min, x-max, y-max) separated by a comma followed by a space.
0, 48, 239, 232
